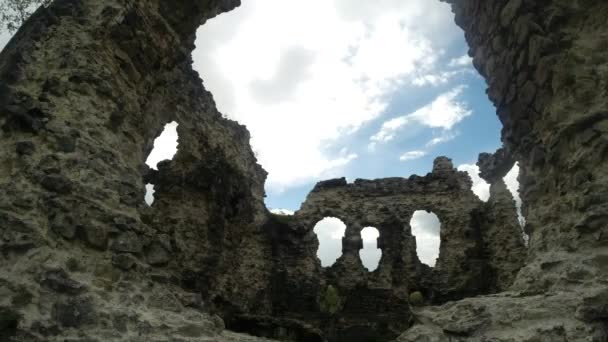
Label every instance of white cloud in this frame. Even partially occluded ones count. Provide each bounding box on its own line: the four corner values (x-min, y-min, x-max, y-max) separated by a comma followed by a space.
457, 163, 490, 201
399, 150, 427, 161
426, 131, 459, 147
145, 122, 179, 170
370, 86, 471, 144
448, 54, 472, 68
270, 208, 295, 216
194, 0, 459, 192
410, 211, 441, 266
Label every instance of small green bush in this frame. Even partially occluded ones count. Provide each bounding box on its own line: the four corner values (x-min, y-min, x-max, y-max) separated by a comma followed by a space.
319, 285, 341, 315
409, 291, 424, 306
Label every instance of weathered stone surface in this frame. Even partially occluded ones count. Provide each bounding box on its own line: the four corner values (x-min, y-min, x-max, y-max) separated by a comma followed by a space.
476, 148, 515, 183
398, 0, 608, 340
40, 269, 85, 295
0, 0, 274, 341
254, 157, 525, 340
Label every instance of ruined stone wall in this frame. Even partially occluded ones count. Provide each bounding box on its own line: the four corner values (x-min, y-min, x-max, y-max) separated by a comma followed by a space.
398, 0, 608, 340
254, 157, 525, 341
0, 0, 274, 340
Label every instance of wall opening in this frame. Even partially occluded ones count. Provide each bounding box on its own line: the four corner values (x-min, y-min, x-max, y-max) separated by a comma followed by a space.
504, 162, 529, 244
144, 121, 179, 205
410, 211, 441, 267
313, 217, 346, 267
359, 227, 381, 272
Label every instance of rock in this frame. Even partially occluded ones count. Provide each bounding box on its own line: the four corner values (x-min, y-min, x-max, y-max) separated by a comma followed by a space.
0, 307, 20, 340
40, 174, 73, 194
111, 253, 137, 271
49, 213, 77, 240
52, 297, 96, 328
110, 231, 143, 254
500, 0, 523, 28
56, 135, 77, 153
82, 224, 109, 250
15, 141, 35, 155
211, 314, 226, 333
145, 242, 170, 266
477, 148, 515, 183
40, 269, 85, 295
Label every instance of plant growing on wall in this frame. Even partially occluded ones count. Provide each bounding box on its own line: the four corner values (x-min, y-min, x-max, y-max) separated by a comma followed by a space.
409, 291, 424, 307
319, 285, 341, 315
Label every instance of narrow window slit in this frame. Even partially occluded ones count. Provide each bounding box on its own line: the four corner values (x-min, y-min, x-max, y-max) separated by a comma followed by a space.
144, 121, 179, 206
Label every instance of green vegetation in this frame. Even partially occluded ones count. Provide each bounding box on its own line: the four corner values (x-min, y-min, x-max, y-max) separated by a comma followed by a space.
319, 285, 341, 315
409, 291, 424, 306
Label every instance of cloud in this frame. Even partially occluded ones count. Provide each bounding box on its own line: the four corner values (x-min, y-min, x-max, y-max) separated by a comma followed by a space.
250, 47, 316, 104
457, 163, 490, 201
410, 211, 441, 266
448, 54, 472, 68
194, 0, 460, 192
145, 122, 179, 170
269, 208, 295, 215
399, 150, 427, 161
370, 86, 471, 144
426, 131, 459, 147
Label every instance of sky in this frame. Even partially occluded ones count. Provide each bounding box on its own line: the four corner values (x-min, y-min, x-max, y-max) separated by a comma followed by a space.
0, 1, 523, 269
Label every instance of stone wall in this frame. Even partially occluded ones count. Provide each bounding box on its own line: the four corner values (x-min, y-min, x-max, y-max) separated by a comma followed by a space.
252, 157, 525, 341
396, 0, 608, 340
0, 0, 273, 341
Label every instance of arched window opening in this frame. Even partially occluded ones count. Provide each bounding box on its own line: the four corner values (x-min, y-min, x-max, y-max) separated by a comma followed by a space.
410, 211, 441, 267
144, 121, 179, 206
359, 227, 381, 272
313, 217, 346, 267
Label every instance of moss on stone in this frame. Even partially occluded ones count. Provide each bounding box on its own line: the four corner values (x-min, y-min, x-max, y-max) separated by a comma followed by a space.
319, 285, 341, 315
409, 291, 424, 307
